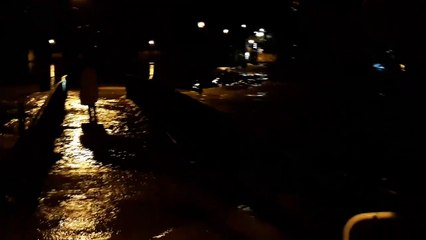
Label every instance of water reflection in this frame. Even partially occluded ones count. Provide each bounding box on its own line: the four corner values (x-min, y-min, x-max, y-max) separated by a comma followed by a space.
30, 91, 233, 239
35, 91, 153, 239
28, 49, 35, 74
1, 92, 48, 133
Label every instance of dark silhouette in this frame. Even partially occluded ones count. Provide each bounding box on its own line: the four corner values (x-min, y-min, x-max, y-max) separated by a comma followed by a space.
79, 66, 98, 123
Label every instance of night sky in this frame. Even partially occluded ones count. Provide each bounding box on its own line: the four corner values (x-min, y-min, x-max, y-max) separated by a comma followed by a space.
1, 0, 425, 84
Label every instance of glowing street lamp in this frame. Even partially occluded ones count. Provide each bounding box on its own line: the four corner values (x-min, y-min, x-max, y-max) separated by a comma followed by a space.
197, 21, 206, 29
248, 39, 255, 44
48, 39, 56, 45
259, 28, 265, 32
148, 40, 155, 46
241, 24, 247, 28
223, 29, 229, 34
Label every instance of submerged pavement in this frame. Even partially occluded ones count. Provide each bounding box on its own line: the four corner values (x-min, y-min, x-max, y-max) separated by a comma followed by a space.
1, 88, 283, 240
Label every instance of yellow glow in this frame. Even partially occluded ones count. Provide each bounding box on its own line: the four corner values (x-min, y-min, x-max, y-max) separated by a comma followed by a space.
28, 49, 35, 62
217, 67, 231, 71
343, 212, 397, 240
257, 53, 277, 63
399, 63, 406, 72
50, 64, 56, 88
36, 92, 140, 239
149, 62, 155, 80
152, 228, 174, 239
28, 49, 35, 73
197, 21, 206, 28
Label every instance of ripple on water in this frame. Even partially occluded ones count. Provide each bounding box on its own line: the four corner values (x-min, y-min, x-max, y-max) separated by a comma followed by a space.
33, 91, 229, 240
35, 91, 157, 239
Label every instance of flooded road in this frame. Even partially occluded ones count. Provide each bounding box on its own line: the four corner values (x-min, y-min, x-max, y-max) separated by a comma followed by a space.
0, 89, 283, 240
25, 91, 230, 239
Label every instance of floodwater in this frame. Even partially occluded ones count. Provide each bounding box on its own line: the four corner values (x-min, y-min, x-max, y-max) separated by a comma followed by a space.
1, 91, 49, 134
0, 90, 284, 240
30, 91, 231, 239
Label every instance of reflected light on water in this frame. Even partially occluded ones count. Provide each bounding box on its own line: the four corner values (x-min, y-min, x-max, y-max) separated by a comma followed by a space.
31, 91, 228, 239
36, 92, 149, 239
28, 49, 35, 73
152, 228, 174, 239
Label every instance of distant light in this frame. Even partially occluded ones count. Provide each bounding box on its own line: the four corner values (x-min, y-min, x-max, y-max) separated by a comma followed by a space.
197, 21, 206, 28
93, 45, 98, 48
149, 62, 155, 80
76, 25, 82, 29
50, 64, 55, 88
241, 24, 247, 28
28, 49, 35, 62
48, 39, 56, 45
253, 43, 258, 49
259, 28, 265, 32
148, 40, 155, 46
373, 63, 386, 72
50, 64, 55, 78
255, 31, 265, 37
399, 63, 406, 72
248, 39, 255, 44
223, 29, 229, 34
244, 52, 250, 60
212, 78, 220, 84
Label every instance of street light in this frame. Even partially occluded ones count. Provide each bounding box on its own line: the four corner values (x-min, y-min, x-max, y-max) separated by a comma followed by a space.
241, 24, 247, 28
148, 40, 155, 46
223, 29, 229, 34
259, 28, 265, 32
48, 39, 56, 45
248, 39, 255, 44
197, 21, 206, 29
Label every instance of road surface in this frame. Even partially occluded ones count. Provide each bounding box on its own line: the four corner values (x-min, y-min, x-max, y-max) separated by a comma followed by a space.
0, 87, 283, 240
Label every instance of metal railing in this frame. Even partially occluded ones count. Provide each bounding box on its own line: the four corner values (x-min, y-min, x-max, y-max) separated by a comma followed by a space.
27, 75, 68, 131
